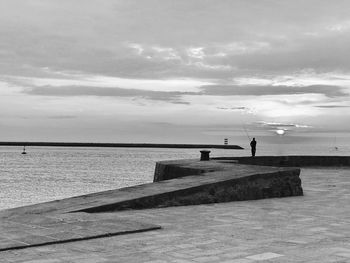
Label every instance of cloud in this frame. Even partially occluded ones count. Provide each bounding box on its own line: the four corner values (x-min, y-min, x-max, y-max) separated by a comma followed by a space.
9, 73, 210, 92
256, 121, 311, 129
190, 62, 232, 71
200, 84, 347, 98
3, 0, 350, 141
47, 115, 77, 119
216, 106, 248, 111
24, 85, 196, 104
233, 70, 350, 87
315, 105, 350, 108
125, 43, 234, 73
327, 20, 350, 32
218, 42, 271, 55
128, 43, 144, 55
3, 0, 350, 80
187, 47, 205, 59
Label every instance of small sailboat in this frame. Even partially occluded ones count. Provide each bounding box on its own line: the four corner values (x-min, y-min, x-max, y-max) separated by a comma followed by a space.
334, 137, 338, 151
332, 137, 339, 151
21, 146, 27, 154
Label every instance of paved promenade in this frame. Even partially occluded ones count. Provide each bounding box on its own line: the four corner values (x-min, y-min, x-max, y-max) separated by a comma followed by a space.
0, 167, 349, 262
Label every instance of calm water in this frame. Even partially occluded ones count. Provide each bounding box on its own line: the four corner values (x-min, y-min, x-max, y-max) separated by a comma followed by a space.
0, 136, 349, 210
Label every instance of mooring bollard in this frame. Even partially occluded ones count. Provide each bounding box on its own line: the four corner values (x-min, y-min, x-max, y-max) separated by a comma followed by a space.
200, 150, 210, 161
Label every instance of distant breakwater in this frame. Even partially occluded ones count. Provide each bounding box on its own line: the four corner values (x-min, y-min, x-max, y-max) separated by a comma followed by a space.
0, 142, 243, 149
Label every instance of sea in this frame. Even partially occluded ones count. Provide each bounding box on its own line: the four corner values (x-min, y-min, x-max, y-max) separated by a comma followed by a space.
0, 134, 349, 210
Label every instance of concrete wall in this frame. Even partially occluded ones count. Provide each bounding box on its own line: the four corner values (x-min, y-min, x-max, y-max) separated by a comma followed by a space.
81, 169, 303, 213
218, 156, 350, 167
154, 162, 202, 182
154, 161, 215, 182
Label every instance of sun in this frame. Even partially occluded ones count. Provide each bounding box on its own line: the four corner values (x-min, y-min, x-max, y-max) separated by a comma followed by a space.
276, 129, 285, 135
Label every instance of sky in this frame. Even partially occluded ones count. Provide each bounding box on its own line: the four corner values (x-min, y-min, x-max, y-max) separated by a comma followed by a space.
1, 0, 350, 143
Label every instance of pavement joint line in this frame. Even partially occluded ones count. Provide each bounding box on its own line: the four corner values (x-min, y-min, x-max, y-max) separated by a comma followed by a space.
0, 226, 161, 252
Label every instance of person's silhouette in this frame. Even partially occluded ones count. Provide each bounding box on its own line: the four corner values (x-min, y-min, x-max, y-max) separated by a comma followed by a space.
250, 138, 257, 157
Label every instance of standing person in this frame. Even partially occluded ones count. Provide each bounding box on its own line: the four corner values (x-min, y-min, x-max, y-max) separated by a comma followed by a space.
250, 138, 257, 157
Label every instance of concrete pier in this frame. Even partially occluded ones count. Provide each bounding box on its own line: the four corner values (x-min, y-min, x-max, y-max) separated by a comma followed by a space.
0, 156, 348, 262
213, 155, 350, 167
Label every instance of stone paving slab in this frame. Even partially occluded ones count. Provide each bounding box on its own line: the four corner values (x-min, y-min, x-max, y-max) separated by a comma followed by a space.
0, 212, 160, 251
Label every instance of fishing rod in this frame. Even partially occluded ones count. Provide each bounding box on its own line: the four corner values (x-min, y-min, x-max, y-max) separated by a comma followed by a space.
235, 111, 252, 142
216, 106, 252, 142
242, 123, 251, 142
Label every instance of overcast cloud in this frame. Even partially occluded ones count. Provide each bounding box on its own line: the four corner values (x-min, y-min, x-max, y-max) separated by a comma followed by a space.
1, 0, 350, 142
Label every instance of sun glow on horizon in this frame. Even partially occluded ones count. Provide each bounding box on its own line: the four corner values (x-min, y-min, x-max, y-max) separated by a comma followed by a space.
276, 129, 286, 135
